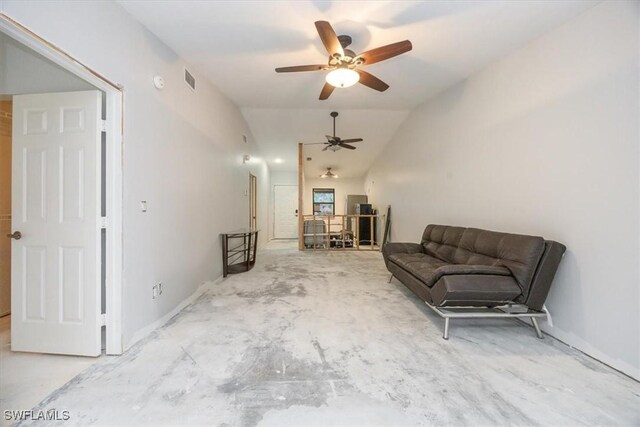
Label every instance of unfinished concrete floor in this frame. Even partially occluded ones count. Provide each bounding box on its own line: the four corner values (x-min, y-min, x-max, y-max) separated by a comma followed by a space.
0, 316, 99, 426
16, 240, 640, 425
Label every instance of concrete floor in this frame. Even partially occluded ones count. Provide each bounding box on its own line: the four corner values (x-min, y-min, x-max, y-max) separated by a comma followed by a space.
0, 315, 99, 426
5, 239, 640, 426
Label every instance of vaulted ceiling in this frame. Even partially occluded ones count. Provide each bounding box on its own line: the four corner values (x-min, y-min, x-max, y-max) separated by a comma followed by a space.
120, 0, 596, 176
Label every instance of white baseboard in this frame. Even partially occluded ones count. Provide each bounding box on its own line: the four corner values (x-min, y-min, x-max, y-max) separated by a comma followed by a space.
541, 323, 640, 381
124, 276, 223, 351
515, 317, 639, 381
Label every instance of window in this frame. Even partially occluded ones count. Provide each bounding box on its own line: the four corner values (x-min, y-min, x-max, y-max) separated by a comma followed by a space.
313, 188, 335, 215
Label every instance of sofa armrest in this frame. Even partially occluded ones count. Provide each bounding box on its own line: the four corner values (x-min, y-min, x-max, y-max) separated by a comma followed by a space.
525, 240, 567, 310
382, 242, 423, 261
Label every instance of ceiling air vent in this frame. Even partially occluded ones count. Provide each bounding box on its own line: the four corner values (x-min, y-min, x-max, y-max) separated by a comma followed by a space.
184, 68, 196, 91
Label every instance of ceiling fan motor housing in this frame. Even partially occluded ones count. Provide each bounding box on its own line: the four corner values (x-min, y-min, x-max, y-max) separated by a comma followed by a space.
337, 35, 352, 48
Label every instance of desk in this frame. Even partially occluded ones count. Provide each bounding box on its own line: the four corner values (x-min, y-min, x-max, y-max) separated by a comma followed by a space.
221, 229, 259, 277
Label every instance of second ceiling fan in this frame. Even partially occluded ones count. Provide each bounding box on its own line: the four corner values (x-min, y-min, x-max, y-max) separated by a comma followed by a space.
276, 21, 412, 100
306, 112, 362, 152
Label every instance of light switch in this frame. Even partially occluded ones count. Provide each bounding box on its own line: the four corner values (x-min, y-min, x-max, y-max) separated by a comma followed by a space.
141, 201, 147, 212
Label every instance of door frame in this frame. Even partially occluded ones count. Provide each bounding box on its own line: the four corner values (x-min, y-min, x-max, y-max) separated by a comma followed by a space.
273, 184, 298, 239
249, 173, 257, 230
0, 14, 124, 354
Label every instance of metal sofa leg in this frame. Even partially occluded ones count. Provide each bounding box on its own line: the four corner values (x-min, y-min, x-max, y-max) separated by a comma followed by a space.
443, 318, 450, 340
388, 274, 394, 283
531, 317, 543, 339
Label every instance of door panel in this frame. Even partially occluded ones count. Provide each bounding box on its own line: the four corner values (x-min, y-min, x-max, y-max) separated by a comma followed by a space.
23, 245, 46, 321
274, 185, 298, 239
60, 146, 85, 221
60, 246, 84, 323
11, 91, 101, 356
23, 147, 47, 222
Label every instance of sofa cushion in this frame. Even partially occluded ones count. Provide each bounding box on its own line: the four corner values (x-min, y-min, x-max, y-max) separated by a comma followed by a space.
388, 253, 448, 286
429, 264, 511, 287
388, 254, 511, 288
430, 275, 522, 307
454, 228, 545, 294
421, 225, 465, 263
421, 225, 545, 296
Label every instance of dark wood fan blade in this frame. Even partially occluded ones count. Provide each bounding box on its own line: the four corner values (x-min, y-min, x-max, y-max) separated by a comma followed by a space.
357, 70, 389, 92
275, 65, 326, 73
338, 143, 356, 150
304, 142, 328, 145
322, 145, 330, 151
315, 21, 344, 58
319, 83, 335, 100
357, 40, 412, 66
340, 138, 363, 143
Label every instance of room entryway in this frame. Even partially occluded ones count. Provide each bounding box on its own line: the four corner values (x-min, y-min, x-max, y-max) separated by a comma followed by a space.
0, 16, 123, 356
273, 185, 298, 239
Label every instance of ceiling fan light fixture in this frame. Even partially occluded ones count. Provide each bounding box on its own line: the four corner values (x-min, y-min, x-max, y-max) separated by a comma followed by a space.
321, 168, 338, 179
326, 68, 359, 88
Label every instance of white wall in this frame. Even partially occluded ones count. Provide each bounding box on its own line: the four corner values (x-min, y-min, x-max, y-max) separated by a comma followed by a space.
0, 0, 270, 348
304, 177, 365, 215
366, 1, 639, 379
0, 32, 94, 94
268, 171, 298, 240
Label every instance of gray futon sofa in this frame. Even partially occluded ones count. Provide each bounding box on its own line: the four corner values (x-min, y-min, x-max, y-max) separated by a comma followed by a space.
383, 224, 566, 339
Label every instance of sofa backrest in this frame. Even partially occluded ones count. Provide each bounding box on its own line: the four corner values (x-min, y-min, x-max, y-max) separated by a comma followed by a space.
421, 224, 546, 300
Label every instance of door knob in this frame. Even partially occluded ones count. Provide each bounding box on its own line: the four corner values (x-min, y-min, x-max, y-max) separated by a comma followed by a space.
7, 231, 21, 240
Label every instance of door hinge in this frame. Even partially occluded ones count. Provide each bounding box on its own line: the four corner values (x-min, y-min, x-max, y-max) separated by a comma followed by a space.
100, 217, 108, 229
100, 313, 107, 326
101, 120, 107, 132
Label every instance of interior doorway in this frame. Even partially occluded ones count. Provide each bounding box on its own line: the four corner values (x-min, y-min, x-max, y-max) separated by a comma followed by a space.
273, 185, 298, 239
0, 15, 123, 355
249, 174, 257, 230
0, 100, 11, 318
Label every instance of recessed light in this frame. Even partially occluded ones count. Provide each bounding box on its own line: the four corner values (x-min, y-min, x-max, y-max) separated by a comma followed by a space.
274, 158, 283, 164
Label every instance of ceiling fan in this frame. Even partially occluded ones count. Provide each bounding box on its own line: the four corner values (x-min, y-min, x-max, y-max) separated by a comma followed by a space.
275, 21, 412, 100
320, 168, 338, 179
305, 112, 362, 152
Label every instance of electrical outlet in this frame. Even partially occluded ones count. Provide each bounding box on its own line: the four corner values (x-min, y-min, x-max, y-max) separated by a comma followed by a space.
152, 283, 163, 299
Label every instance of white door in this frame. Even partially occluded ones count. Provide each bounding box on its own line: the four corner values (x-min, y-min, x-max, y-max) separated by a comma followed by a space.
11, 91, 102, 356
274, 185, 298, 239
